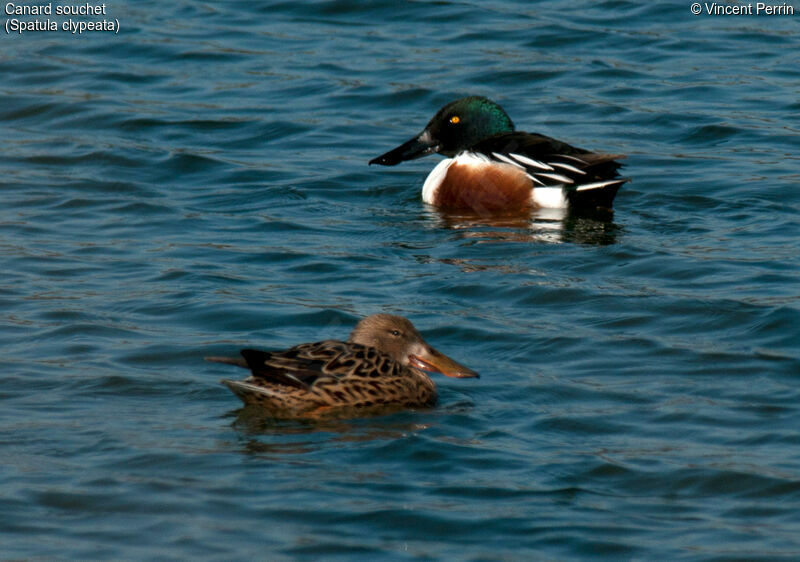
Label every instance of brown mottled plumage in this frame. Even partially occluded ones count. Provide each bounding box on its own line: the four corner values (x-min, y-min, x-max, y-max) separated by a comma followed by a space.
206, 314, 478, 418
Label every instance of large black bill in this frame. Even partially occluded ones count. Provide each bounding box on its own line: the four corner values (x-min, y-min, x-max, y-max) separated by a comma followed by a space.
369, 132, 439, 166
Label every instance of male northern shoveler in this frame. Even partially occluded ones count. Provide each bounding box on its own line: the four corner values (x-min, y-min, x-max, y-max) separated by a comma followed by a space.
370, 96, 628, 212
206, 314, 478, 418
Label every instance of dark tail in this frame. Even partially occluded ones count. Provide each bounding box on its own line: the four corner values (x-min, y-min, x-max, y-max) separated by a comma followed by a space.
565, 178, 628, 211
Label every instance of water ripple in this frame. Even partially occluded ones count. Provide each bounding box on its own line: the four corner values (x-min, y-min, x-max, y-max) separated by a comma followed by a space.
1, 0, 799, 558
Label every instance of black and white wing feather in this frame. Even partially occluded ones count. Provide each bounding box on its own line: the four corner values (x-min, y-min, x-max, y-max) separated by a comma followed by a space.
472, 132, 628, 209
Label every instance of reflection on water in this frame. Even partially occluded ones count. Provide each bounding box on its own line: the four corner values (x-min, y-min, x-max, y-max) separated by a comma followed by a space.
230, 406, 434, 456
424, 205, 620, 245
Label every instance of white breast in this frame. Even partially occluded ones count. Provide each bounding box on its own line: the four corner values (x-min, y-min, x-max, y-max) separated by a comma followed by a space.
422, 158, 454, 204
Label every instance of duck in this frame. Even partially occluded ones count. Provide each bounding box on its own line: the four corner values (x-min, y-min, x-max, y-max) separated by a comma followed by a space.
206, 314, 478, 418
369, 96, 628, 213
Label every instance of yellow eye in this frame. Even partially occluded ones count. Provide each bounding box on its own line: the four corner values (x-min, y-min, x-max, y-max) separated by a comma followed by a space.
449, 115, 460, 124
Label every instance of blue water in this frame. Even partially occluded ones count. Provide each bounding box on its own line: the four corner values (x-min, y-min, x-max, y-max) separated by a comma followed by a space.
2, 0, 799, 558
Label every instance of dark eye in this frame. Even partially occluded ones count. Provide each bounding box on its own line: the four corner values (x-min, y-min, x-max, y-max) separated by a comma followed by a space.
390, 330, 401, 337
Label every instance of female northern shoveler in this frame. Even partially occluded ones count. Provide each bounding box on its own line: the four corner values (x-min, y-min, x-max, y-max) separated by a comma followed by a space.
370, 96, 628, 213
206, 314, 478, 418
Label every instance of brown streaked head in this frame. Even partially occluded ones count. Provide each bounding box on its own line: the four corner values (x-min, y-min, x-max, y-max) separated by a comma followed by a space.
348, 314, 479, 378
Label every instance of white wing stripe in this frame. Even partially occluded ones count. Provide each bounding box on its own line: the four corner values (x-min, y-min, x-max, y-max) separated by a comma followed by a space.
576, 180, 622, 191
508, 153, 553, 171
557, 154, 590, 165
550, 162, 585, 175
491, 152, 526, 170
536, 172, 574, 184
526, 173, 545, 186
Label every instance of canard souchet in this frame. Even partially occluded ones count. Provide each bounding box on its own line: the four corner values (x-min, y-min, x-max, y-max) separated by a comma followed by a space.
371, 96, 628, 214
208, 314, 478, 419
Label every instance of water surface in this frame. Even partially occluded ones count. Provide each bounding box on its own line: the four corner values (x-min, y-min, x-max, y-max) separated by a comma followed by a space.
1, 1, 799, 559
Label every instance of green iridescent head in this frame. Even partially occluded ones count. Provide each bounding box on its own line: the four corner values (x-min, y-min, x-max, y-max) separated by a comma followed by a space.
370, 96, 515, 165
424, 96, 515, 156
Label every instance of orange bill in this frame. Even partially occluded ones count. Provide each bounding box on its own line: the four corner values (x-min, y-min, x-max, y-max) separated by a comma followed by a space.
409, 345, 479, 379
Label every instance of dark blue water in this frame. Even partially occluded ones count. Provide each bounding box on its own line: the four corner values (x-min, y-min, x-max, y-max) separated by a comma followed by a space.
2, 1, 799, 558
